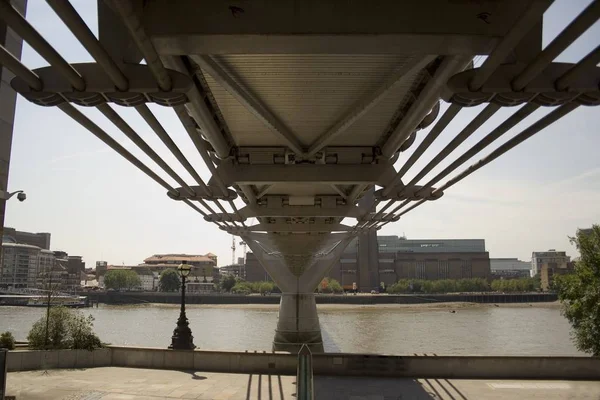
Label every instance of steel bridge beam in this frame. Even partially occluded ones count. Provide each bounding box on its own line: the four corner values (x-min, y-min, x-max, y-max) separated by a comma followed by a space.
211, 163, 397, 186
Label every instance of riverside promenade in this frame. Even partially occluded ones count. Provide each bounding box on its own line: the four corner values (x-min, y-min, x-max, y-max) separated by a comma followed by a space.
7, 367, 600, 399
4, 347, 600, 399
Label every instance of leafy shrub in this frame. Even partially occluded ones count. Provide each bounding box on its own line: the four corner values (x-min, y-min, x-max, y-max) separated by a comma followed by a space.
27, 306, 103, 350
104, 269, 141, 291
490, 278, 539, 292
0, 331, 15, 350
229, 280, 276, 295
258, 282, 274, 294
231, 282, 252, 295
556, 225, 600, 355
387, 278, 491, 294
220, 274, 237, 292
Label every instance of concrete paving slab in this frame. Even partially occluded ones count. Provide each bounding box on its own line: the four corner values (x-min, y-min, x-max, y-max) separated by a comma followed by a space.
6, 367, 295, 400
315, 376, 600, 400
8, 367, 600, 399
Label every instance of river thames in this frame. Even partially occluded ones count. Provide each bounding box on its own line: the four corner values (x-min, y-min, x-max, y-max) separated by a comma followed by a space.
0, 302, 582, 355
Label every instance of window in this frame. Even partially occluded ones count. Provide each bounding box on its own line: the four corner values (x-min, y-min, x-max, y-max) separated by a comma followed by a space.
416, 261, 426, 279
461, 260, 472, 278
438, 260, 448, 279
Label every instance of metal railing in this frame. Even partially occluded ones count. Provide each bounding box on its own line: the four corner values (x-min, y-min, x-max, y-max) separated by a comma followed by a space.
0, 349, 7, 400
296, 344, 314, 400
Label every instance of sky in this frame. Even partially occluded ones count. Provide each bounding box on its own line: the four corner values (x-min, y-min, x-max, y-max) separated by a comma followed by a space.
4, 0, 600, 268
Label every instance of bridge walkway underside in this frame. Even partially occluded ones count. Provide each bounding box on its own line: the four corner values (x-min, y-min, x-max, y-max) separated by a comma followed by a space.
0, 0, 599, 351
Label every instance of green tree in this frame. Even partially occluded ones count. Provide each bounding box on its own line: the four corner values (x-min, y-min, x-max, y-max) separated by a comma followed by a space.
328, 279, 343, 294
220, 274, 237, 292
159, 269, 181, 292
490, 277, 539, 293
0, 331, 15, 350
250, 281, 262, 293
27, 306, 103, 350
318, 277, 330, 293
231, 281, 252, 294
317, 278, 342, 294
259, 281, 274, 294
491, 280, 503, 292
556, 225, 600, 356
388, 280, 411, 293
104, 269, 141, 291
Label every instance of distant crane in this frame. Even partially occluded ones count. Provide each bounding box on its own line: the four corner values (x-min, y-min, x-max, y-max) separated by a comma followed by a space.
231, 236, 236, 265
239, 241, 247, 264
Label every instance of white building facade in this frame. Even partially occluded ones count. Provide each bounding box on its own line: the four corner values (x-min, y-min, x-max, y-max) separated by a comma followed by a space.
490, 258, 531, 277
1, 243, 40, 288
136, 270, 158, 291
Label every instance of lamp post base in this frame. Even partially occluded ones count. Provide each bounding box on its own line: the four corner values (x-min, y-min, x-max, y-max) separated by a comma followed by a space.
169, 326, 196, 350
169, 313, 196, 350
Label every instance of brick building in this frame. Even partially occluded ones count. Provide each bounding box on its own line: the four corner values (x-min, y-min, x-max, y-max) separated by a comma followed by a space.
540, 261, 575, 291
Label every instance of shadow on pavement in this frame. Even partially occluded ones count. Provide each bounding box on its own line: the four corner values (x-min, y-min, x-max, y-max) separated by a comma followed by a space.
314, 376, 471, 400
178, 370, 207, 380
245, 373, 289, 399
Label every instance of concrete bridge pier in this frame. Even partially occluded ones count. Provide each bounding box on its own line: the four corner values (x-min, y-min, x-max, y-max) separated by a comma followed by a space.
242, 233, 353, 353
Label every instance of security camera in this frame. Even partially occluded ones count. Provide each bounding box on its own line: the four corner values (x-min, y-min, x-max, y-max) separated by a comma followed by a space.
1, 190, 26, 202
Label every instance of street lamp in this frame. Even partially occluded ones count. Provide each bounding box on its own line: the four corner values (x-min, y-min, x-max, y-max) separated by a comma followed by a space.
169, 261, 196, 350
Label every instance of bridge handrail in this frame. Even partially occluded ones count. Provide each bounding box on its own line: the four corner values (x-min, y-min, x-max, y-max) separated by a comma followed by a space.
296, 344, 314, 400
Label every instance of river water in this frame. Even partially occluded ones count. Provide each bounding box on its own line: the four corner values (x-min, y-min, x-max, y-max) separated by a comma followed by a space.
0, 303, 582, 355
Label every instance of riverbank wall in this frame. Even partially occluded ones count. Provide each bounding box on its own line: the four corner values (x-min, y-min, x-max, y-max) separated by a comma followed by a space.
89, 292, 557, 305
5, 346, 598, 380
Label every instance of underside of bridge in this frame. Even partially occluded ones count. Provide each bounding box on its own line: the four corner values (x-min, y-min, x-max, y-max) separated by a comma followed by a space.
1, 0, 599, 352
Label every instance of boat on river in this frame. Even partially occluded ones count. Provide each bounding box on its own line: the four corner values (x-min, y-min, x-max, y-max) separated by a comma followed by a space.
26, 297, 88, 308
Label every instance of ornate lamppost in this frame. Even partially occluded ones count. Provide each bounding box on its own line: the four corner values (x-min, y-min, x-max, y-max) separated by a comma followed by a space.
169, 262, 196, 350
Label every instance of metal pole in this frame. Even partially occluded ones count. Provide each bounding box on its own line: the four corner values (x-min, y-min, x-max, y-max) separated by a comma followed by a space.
106, 0, 171, 91
468, 0, 551, 91
296, 344, 314, 400
0, 0, 85, 90
0, 0, 28, 285
555, 44, 600, 91
381, 55, 472, 157
57, 103, 177, 195
433, 103, 580, 195
405, 103, 501, 187
46, 0, 128, 91
0, 44, 41, 90
417, 103, 540, 192
382, 104, 462, 196
170, 265, 195, 350
0, 349, 7, 400
180, 274, 186, 316
512, 0, 600, 91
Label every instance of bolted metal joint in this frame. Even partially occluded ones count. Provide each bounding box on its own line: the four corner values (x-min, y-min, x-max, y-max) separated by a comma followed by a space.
204, 213, 245, 223
11, 63, 193, 108
447, 63, 600, 107
167, 186, 238, 201
375, 186, 444, 202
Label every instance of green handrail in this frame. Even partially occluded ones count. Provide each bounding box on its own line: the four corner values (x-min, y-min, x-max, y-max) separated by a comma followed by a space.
296, 344, 314, 400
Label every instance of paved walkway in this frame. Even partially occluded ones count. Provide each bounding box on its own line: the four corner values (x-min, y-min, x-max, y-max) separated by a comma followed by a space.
7, 368, 600, 399
315, 376, 600, 400
6, 368, 295, 399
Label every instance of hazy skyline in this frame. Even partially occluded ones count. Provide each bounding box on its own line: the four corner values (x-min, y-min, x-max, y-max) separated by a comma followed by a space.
5, 0, 600, 268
